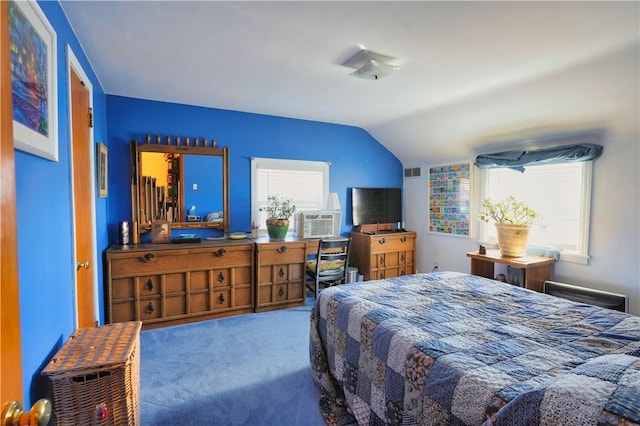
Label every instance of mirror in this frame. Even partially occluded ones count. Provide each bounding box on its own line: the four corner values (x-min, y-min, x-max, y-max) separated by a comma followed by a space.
131, 135, 229, 239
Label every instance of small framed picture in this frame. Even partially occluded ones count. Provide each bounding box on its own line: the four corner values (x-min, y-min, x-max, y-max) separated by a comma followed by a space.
151, 220, 171, 244
97, 143, 108, 197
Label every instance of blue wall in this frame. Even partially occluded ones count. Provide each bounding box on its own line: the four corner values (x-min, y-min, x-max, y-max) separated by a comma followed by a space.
13, 2, 401, 407
14, 1, 109, 405
106, 96, 403, 240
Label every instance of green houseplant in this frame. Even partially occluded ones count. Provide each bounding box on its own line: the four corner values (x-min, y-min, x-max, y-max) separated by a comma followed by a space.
479, 196, 540, 257
260, 195, 297, 240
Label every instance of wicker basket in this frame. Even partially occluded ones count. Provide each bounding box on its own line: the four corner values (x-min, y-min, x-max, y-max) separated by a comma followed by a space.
42, 321, 142, 426
495, 223, 530, 257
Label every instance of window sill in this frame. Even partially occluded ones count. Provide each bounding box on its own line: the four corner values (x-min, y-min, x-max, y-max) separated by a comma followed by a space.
477, 240, 589, 264
559, 252, 589, 265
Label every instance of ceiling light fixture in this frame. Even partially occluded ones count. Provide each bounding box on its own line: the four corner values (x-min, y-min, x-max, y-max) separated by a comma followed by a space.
341, 47, 400, 80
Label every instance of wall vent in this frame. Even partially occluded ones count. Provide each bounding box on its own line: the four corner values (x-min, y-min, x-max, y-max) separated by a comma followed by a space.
404, 167, 421, 178
543, 281, 628, 313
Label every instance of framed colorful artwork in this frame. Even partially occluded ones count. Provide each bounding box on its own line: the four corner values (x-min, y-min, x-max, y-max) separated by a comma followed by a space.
9, 0, 58, 161
97, 143, 108, 197
428, 162, 472, 236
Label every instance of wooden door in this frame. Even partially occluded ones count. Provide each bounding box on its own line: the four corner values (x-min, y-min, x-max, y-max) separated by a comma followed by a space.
70, 68, 96, 328
1, 0, 24, 401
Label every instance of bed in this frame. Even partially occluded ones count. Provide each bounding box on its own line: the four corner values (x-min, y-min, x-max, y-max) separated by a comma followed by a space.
309, 271, 640, 425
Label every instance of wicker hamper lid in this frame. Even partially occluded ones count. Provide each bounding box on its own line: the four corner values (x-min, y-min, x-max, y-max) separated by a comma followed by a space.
42, 321, 142, 378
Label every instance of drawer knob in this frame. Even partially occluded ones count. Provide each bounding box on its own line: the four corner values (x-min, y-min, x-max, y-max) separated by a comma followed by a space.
279, 267, 285, 278
278, 287, 285, 297
143, 252, 156, 262
218, 292, 225, 304
145, 279, 154, 291
378, 238, 386, 244
217, 272, 225, 283
215, 248, 227, 257
379, 255, 385, 266
401, 236, 407, 242
145, 301, 154, 314
401, 254, 405, 262
277, 245, 288, 253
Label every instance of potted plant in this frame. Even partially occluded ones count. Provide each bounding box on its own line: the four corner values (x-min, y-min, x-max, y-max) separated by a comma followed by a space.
479, 196, 540, 257
260, 195, 297, 240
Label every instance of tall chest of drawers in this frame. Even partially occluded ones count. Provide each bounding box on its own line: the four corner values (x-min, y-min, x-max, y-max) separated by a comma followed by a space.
349, 231, 416, 281
106, 240, 254, 329
254, 239, 307, 312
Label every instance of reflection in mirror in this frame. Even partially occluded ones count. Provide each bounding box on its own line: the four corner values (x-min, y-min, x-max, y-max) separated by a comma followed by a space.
140, 152, 183, 223
131, 135, 229, 241
183, 155, 223, 222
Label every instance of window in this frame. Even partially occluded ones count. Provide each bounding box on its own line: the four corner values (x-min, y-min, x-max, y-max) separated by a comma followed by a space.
251, 158, 329, 233
479, 161, 592, 264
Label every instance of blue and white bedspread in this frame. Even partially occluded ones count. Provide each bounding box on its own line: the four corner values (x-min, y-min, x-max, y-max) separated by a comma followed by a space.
309, 272, 640, 425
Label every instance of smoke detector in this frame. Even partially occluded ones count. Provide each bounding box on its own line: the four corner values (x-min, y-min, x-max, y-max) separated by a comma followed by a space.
341, 47, 400, 80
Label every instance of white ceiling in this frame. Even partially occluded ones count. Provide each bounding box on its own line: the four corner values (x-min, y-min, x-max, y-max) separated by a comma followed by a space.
59, 1, 639, 163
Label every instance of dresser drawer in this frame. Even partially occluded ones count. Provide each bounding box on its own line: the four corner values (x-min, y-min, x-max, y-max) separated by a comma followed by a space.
371, 251, 414, 268
139, 298, 162, 321
257, 263, 305, 284
403, 250, 415, 266
111, 277, 136, 300
110, 250, 188, 276
257, 243, 306, 265
165, 295, 187, 317
258, 281, 305, 305
112, 273, 186, 300
369, 234, 415, 253
189, 246, 252, 269
111, 299, 135, 323
137, 276, 161, 296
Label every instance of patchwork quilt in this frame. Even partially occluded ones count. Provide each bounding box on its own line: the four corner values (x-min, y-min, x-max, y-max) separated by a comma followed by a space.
309, 272, 640, 425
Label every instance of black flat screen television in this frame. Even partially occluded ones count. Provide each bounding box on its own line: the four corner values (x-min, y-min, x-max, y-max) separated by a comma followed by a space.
352, 187, 402, 226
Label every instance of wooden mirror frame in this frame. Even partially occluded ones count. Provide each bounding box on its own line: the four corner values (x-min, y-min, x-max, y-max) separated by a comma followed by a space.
131, 135, 229, 240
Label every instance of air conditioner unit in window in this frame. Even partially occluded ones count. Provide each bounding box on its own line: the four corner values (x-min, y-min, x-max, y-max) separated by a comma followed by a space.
296, 211, 341, 239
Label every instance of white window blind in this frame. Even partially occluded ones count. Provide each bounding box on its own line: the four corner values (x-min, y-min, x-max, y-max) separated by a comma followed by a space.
251, 158, 329, 232
480, 161, 592, 263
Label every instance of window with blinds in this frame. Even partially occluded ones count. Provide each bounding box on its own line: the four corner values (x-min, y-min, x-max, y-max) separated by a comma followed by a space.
479, 161, 592, 263
251, 158, 329, 233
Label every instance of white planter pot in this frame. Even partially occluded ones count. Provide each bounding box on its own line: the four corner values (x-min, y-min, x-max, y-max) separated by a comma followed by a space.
495, 223, 529, 257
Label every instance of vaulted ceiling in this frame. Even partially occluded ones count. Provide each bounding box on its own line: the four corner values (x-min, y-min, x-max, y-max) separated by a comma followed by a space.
60, 1, 639, 163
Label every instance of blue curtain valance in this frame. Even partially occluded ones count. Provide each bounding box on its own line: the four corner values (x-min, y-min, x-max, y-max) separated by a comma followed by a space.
475, 142, 603, 172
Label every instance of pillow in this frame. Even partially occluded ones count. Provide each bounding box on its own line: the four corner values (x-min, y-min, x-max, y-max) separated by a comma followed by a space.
307, 259, 345, 273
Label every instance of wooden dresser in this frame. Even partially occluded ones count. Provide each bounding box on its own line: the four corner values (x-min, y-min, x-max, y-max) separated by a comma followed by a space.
349, 231, 416, 280
254, 239, 307, 312
106, 240, 254, 329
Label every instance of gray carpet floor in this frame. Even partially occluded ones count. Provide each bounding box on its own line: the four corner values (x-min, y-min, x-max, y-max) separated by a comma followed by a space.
139, 297, 325, 425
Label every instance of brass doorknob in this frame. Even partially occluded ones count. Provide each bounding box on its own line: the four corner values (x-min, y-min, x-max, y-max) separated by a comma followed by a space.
1, 399, 51, 426
76, 260, 90, 271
